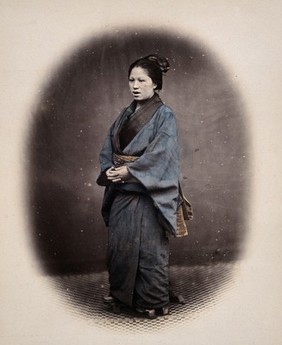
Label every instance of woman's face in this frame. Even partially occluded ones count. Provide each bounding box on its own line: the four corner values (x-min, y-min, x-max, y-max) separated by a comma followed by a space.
129, 67, 156, 102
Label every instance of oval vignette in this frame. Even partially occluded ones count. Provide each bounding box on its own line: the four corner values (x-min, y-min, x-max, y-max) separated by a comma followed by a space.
28, 29, 250, 330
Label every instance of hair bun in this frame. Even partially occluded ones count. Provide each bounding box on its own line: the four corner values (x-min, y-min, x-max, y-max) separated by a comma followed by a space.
145, 54, 170, 74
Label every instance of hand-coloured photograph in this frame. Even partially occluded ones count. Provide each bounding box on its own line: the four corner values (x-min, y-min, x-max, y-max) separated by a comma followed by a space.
1, 1, 282, 344
28, 29, 248, 331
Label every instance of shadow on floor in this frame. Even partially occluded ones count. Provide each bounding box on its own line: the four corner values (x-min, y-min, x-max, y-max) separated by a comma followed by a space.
46, 262, 238, 333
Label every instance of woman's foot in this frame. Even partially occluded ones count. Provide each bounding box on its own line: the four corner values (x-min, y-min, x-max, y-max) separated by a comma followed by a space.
156, 306, 170, 316
136, 305, 170, 319
169, 291, 185, 304
135, 307, 157, 319
103, 296, 122, 314
103, 295, 115, 304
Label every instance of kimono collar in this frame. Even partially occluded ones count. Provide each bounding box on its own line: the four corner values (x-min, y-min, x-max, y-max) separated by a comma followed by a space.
115, 93, 163, 152
127, 93, 163, 117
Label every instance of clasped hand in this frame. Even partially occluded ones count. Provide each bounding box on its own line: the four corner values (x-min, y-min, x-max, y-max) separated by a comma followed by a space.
106, 166, 131, 183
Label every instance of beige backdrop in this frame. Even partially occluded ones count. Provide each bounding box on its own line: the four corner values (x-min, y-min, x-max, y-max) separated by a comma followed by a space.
1, 1, 282, 344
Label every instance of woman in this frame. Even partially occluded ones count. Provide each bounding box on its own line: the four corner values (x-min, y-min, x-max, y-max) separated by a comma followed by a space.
97, 54, 181, 318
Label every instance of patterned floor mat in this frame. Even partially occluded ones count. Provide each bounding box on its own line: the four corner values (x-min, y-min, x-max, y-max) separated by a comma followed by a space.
45, 262, 238, 333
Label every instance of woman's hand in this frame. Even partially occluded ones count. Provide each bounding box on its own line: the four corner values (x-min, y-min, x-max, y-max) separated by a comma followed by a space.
106, 166, 131, 183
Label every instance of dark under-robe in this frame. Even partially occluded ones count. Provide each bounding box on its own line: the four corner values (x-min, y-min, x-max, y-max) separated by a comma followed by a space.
97, 94, 180, 309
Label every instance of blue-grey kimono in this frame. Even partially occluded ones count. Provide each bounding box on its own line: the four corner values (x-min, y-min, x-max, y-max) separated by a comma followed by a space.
97, 93, 180, 309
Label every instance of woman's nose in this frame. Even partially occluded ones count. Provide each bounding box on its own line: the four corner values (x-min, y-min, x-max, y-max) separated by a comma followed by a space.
133, 81, 139, 88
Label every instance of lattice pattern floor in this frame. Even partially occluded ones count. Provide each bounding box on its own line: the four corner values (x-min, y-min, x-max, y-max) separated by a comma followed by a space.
46, 262, 237, 334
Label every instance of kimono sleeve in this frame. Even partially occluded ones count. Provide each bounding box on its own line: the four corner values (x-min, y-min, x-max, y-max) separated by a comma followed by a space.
96, 124, 114, 186
127, 107, 180, 234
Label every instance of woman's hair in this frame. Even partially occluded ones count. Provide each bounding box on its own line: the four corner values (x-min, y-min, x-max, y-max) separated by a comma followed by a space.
128, 54, 170, 91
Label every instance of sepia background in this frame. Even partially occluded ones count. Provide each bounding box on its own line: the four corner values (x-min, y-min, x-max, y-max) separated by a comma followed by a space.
1, 0, 282, 344
28, 30, 248, 273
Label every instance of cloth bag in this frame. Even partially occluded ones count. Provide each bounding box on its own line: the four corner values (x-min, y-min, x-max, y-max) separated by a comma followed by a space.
176, 183, 193, 237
